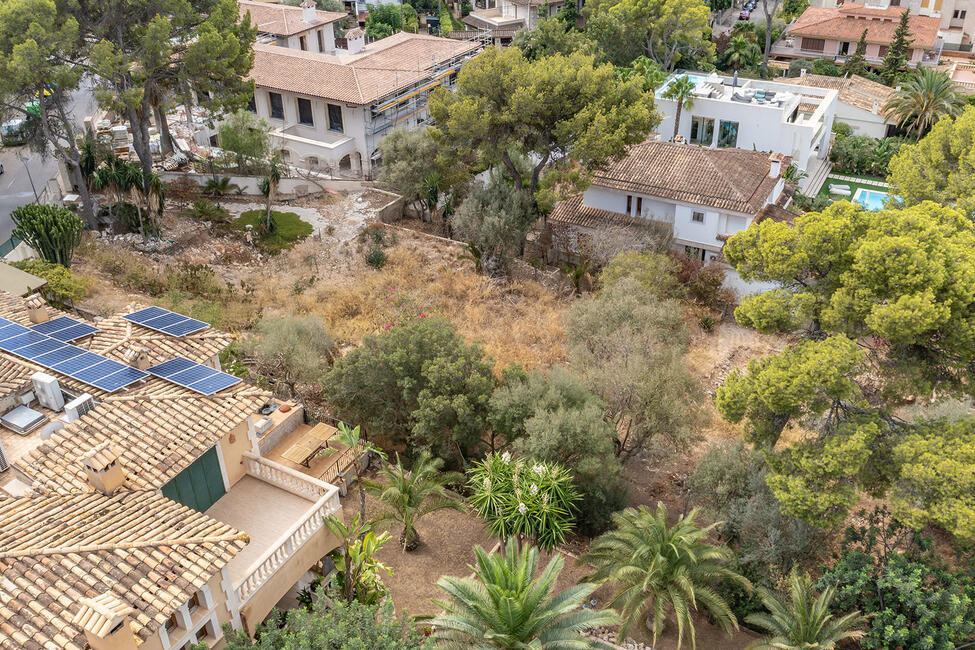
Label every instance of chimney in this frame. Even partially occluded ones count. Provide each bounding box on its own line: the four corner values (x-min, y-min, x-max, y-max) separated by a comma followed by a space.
72, 593, 140, 650
81, 441, 127, 496
872, 100, 879, 114
345, 27, 366, 54
122, 345, 151, 371
768, 153, 784, 178
25, 294, 49, 324
799, 67, 807, 77
301, 0, 317, 23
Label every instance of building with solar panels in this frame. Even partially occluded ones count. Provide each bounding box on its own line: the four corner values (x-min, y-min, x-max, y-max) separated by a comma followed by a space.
0, 291, 360, 650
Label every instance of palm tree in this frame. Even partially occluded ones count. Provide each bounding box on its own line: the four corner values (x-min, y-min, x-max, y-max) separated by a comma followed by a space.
662, 75, 696, 141
883, 66, 965, 140
432, 539, 618, 649
581, 503, 750, 649
203, 175, 241, 206
366, 451, 464, 551
724, 35, 761, 71
258, 153, 283, 233
746, 570, 865, 650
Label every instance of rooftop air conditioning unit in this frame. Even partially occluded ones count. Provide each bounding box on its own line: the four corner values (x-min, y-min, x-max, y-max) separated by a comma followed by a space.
63, 393, 96, 423
32, 372, 64, 411
0, 438, 8, 471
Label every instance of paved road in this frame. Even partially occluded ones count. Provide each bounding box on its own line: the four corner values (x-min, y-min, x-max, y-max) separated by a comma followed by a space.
0, 80, 98, 244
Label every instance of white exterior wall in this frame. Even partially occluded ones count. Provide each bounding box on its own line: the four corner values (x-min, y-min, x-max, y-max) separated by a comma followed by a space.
276, 24, 336, 53
834, 102, 890, 138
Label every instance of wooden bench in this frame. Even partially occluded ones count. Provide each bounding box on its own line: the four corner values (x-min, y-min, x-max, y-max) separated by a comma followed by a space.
280, 422, 338, 467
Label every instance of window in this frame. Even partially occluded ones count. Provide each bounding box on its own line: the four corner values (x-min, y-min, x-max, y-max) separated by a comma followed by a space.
689, 116, 714, 145
718, 120, 739, 148
188, 591, 203, 612
327, 103, 344, 132
299, 35, 308, 50
800, 37, 826, 52
878, 45, 889, 57
269, 92, 284, 120
626, 195, 633, 214
692, 211, 705, 223
636, 197, 643, 215
246, 94, 256, 113
317, 29, 325, 51
307, 155, 319, 168
297, 97, 314, 125
164, 613, 180, 634
954, 9, 967, 17
684, 245, 706, 261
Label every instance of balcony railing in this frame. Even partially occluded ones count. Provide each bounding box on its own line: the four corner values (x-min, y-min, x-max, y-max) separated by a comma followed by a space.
234, 453, 341, 605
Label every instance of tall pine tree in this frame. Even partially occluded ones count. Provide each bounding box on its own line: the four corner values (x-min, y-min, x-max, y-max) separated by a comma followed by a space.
880, 10, 914, 85
842, 29, 868, 77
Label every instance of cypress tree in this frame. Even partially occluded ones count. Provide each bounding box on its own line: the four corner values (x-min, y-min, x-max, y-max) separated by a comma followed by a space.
842, 29, 869, 77
880, 10, 914, 85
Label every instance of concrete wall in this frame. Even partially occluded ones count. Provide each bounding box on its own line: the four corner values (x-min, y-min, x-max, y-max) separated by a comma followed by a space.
239, 527, 341, 635
157, 171, 366, 195
219, 419, 257, 487
255, 406, 306, 456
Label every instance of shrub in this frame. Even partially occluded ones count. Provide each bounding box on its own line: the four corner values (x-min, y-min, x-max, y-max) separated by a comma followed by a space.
791, 192, 831, 213
10, 260, 92, 306
366, 246, 387, 268
787, 58, 815, 77
245, 315, 336, 394
184, 199, 230, 223
11, 204, 84, 267
234, 210, 312, 253
812, 59, 841, 76
829, 132, 903, 176
166, 262, 224, 297
831, 121, 853, 136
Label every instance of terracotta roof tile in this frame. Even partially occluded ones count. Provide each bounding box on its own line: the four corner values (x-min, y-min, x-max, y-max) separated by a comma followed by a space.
548, 194, 649, 229
249, 33, 480, 105
591, 141, 787, 215
787, 4, 940, 49
780, 73, 894, 113
0, 491, 247, 650
240, 0, 346, 37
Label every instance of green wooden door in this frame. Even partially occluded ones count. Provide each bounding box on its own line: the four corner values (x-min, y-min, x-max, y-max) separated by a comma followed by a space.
161, 447, 226, 512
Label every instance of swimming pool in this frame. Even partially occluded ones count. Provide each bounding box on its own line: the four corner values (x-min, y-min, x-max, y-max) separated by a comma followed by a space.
853, 188, 889, 211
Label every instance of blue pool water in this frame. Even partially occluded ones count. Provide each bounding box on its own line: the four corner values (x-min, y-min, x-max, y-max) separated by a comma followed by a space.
853, 188, 889, 211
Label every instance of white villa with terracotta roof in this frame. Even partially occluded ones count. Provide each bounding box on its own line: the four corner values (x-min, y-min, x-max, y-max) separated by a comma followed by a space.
771, 2, 943, 67
808, 0, 973, 50
0, 293, 359, 650
238, 0, 481, 178
544, 141, 791, 293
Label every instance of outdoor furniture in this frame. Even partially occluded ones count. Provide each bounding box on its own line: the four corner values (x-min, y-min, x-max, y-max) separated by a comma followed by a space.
280, 422, 338, 467
829, 184, 852, 196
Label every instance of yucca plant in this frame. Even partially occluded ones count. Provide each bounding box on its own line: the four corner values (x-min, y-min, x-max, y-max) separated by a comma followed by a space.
432, 539, 618, 649
582, 502, 750, 649
367, 451, 464, 551
467, 453, 578, 552
203, 175, 242, 205
746, 570, 864, 650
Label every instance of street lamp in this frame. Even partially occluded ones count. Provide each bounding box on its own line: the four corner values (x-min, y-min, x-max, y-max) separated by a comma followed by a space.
19, 156, 39, 204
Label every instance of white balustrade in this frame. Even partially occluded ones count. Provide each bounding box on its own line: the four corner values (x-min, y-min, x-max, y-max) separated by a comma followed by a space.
235, 453, 341, 604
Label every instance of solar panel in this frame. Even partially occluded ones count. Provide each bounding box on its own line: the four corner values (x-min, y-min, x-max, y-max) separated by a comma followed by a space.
123, 307, 209, 337
0, 316, 147, 393
30, 316, 99, 342
146, 356, 241, 395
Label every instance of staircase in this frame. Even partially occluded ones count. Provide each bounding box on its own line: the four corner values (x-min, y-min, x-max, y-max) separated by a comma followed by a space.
800, 157, 833, 196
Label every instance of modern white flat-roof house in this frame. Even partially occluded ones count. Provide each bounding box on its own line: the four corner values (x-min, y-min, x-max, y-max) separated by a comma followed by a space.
543, 141, 791, 294
780, 73, 896, 138
655, 72, 838, 173
245, 29, 481, 178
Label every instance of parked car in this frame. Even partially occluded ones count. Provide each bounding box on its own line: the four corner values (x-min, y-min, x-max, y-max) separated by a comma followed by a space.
739, 10, 750, 19
0, 163, 4, 175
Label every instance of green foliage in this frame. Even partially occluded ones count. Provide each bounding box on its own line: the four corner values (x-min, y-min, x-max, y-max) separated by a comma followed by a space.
583, 10, 644, 66
716, 336, 865, 449
452, 173, 535, 277
365, 246, 387, 268
366, 451, 464, 551
184, 199, 231, 223
817, 510, 975, 649
831, 121, 852, 136
662, 74, 697, 140
690, 442, 829, 591
429, 46, 659, 201
879, 9, 913, 85
585, 0, 714, 71
323, 513, 393, 605
887, 106, 975, 218
12, 204, 84, 267
222, 595, 427, 649
365, 3, 401, 37
203, 176, 242, 201
489, 367, 625, 536
782, 0, 808, 20
891, 418, 975, 543
746, 570, 865, 650
567, 276, 700, 458
721, 35, 761, 71
828, 132, 903, 176
234, 210, 312, 253
10, 260, 91, 306
598, 250, 681, 296
432, 540, 617, 648
244, 315, 335, 393
378, 127, 469, 221
841, 29, 869, 77
467, 453, 579, 551
787, 59, 815, 77
324, 317, 495, 466
511, 15, 592, 60
614, 55, 668, 93
812, 59, 840, 76
883, 66, 966, 140
583, 503, 750, 647
218, 110, 270, 174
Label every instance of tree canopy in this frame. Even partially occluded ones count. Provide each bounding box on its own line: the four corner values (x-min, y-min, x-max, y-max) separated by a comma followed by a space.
429, 46, 659, 199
